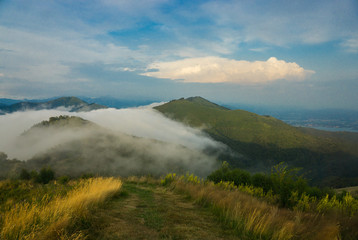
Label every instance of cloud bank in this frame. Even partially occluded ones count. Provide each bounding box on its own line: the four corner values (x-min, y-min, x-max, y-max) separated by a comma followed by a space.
0, 106, 225, 176
143, 57, 315, 84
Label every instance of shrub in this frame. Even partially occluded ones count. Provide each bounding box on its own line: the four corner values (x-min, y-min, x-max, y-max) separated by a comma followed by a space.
270, 162, 308, 207
35, 167, 55, 184
161, 173, 176, 186
30, 170, 39, 181
207, 161, 251, 186
19, 169, 31, 180
252, 173, 273, 193
228, 168, 251, 186
207, 161, 230, 183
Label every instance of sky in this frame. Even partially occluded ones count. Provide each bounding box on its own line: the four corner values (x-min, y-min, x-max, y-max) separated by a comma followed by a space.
0, 0, 358, 110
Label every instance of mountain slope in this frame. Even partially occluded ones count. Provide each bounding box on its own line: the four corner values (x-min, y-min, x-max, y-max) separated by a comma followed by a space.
157, 97, 322, 149
155, 97, 358, 187
0, 97, 106, 114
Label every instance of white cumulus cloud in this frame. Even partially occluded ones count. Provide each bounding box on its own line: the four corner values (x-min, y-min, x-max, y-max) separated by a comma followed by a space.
143, 57, 315, 84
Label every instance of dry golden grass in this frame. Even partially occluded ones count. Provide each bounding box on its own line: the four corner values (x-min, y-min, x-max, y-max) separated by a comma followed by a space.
1, 177, 122, 240
173, 180, 340, 240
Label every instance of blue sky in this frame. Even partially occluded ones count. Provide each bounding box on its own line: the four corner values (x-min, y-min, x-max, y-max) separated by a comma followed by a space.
0, 0, 357, 109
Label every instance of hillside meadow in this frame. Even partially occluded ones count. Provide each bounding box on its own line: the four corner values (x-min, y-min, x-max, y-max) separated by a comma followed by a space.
1, 169, 357, 240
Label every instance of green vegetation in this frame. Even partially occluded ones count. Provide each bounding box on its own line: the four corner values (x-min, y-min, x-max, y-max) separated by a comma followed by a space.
207, 163, 358, 216
19, 167, 55, 184
154, 97, 358, 187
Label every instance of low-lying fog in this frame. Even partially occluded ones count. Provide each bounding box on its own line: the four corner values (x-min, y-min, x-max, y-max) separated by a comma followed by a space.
0, 104, 226, 176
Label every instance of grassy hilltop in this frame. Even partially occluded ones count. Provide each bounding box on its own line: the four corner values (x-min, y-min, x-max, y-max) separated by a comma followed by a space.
155, 97, 358, 187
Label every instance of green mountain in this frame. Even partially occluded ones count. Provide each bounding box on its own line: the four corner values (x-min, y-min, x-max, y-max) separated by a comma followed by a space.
154, 97, 358, 187
0, 97, 106, 114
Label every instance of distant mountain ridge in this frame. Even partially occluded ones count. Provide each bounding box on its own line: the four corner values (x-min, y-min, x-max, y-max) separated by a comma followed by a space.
0, 97, 106, 114
0, 96, 158, 111
155, 97, 358, 187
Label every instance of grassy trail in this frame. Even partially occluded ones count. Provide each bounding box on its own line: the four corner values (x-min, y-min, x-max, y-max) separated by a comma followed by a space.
88, 182, 241, 240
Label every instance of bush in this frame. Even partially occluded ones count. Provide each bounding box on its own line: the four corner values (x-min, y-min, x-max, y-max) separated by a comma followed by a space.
35, 167, 55, 184
30, 170, 39, 181
252, 173, 273, 193
207, 161, 251, 186
207, 161, 230, 183
228, 168, 251, 186
207, 162, 350, 210
270, 162, 307, 207
161, 173, 176, 186
19, 169, 31, 180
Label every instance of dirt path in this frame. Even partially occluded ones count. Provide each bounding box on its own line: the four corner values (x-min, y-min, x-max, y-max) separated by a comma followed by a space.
87, 182, 241, 240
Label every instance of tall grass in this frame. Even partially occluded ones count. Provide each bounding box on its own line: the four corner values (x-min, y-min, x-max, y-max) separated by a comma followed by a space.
165, 174, 340, 240
1, 177, 122, 240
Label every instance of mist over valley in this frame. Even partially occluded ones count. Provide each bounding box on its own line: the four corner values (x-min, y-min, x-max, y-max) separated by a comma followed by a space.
0, 101, 226, 178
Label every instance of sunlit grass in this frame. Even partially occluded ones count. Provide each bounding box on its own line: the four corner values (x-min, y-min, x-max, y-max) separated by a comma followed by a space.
0, 177, 122, 240
165, 173, 340, 240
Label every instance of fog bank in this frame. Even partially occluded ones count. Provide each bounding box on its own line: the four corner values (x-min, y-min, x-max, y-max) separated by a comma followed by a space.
0, 105, 226, 176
